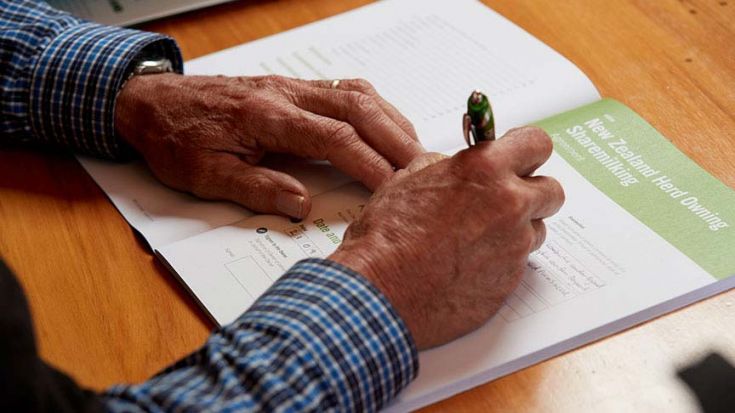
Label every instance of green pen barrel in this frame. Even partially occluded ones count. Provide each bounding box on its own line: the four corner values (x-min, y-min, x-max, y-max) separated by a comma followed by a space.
467, 91, 495, 142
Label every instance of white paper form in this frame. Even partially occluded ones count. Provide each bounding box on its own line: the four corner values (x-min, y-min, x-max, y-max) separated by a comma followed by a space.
187, 0, 600, 154
79, 0, 599, 249
159, 182, 370, 323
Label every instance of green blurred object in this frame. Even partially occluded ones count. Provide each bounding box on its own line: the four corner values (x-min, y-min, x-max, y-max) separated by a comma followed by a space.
462, 90, 495, 146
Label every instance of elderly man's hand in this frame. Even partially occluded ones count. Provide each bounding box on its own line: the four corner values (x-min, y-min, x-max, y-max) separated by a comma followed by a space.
115, 74, 423, 218
329, 127, 564, 349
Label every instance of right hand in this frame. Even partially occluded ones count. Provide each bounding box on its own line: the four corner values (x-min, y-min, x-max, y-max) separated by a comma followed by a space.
329, 127, 565, 349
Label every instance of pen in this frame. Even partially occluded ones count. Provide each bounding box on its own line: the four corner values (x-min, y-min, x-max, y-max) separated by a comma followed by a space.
462, 90, 495, 147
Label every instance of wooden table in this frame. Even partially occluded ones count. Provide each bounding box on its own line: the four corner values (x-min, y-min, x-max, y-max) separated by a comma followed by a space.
2, 0, 734, 411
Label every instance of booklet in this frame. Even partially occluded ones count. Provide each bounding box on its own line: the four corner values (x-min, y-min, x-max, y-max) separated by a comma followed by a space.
77, 0, 735, 411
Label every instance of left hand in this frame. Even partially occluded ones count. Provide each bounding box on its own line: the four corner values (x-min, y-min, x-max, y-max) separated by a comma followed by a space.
114, 74, 424, 218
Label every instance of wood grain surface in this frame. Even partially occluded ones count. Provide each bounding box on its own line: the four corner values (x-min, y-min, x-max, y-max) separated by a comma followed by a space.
1, 1, 733, 411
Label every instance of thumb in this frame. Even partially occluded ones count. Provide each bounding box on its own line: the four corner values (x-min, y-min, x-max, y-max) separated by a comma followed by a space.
196, 154, 312, 219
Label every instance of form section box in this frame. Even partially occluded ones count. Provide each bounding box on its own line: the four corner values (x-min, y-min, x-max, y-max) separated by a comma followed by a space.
225, 256, 275, 301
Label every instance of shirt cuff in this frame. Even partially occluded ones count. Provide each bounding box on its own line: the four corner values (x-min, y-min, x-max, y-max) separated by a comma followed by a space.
239, 258, 419, 411
28, 22, 182, 159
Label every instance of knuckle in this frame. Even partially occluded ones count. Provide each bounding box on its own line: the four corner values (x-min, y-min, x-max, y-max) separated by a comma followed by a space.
454, 149, 499, 180
401, 119, 419, 136
326, 120, 358, 147
521, 226, 537, 253
536, 176, 565, 212
495, 182, 529, 220
504, 188, 529, 220
237, 173, 270, 197
504, 126, 553, 157
534, 221, 547, 250
481, 155, 504, 178
548, 176, 566, 206
253, 74, 285, 89
524, 127, 553, 155
555, 178, 566, 203
351, 91, 377, 114
406, 152, 447, 173
367, 154, 392, 181
350, 78, 375, 93
294, 115, 332, 159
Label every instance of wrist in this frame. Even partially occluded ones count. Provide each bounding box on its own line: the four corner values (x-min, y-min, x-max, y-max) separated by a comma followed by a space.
328, 241, 420, 345
114, 73, 177, 150
27, 22, 180, 159
114, 74, 144, 149
114, 51, 177, 150
328, 248, 387, 294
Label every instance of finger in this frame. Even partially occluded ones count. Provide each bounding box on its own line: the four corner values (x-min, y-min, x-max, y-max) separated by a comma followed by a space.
191, 154, 313, 218
493, 126, 553, 177
522, 175, 565, 219
405, 152, 448, 174
392, 152, 448, 182
308, 78, 421, 143
280, 110, 395, 191
291, 84, 424, 167
530, 219, 547, 251
291, 86, 423, 167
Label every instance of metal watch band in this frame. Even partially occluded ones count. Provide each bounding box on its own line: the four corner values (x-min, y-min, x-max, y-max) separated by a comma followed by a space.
132, 58, 174, 76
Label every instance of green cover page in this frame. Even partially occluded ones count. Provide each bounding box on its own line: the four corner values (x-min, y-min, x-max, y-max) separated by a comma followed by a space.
534, 99, 735, 279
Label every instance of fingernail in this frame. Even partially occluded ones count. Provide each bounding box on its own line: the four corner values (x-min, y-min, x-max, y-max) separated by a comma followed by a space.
276, 191, 305, 218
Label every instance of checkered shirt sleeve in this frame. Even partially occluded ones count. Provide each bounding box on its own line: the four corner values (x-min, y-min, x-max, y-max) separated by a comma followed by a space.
0, 0, 182, 159
103, 259, 419, 412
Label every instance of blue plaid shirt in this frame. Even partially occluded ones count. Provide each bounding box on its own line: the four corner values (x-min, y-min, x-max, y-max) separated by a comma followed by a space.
0, 1, 418, 411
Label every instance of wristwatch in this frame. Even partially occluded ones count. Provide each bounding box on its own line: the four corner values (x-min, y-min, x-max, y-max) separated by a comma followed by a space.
117, 56, 174, 98
131, 58, 174, 76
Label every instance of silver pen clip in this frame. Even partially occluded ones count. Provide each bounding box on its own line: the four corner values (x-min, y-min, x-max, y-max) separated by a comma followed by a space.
462, 113, 476, 147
